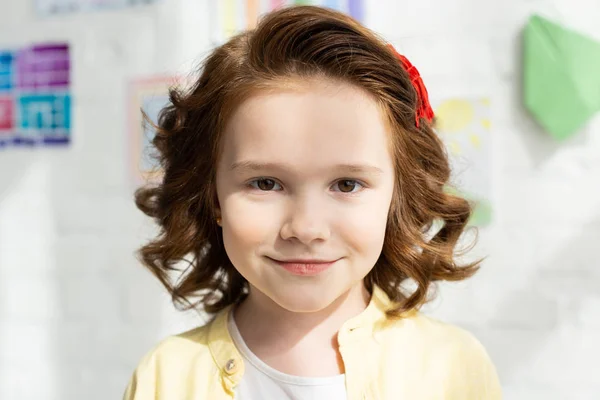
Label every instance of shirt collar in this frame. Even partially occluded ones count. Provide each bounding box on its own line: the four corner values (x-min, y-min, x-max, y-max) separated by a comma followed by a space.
207, 304, 244, 393
337, 284, 411, 345
207, 284, 405, 386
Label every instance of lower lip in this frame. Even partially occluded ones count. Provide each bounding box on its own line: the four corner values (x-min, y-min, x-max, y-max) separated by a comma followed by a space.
270, 258, 338, 276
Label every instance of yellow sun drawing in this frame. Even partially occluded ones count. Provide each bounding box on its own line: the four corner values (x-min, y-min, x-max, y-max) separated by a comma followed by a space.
435, 99, 475, 133
433, 97, 492, 226
434, 98, 491, 155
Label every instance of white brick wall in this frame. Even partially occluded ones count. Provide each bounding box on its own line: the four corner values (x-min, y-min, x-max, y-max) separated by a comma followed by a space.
1, 0, 599, 399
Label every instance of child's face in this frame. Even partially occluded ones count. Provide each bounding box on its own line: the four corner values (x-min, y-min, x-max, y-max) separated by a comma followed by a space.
216, 78, 395, 313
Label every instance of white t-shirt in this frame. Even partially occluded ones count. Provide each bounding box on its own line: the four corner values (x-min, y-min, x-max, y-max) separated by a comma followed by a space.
228, 312, 347, 400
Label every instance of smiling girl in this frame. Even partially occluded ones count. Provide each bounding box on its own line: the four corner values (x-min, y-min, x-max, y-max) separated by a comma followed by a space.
124, 5, 501, 400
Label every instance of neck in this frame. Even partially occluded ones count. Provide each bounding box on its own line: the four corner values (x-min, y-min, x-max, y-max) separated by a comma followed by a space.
233, 282, 370, 376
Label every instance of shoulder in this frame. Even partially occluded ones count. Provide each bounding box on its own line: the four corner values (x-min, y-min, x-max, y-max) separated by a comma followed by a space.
380, 312, 502, 398
139, 323, 212, 369
396, 312, 496, 367
397, 312, 487, 352
122, 318, 217, 399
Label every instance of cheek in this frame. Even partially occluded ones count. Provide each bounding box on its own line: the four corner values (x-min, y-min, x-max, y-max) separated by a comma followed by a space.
337, 192, 392, 257
344, 208, 388, 251
221, 195, 280, 259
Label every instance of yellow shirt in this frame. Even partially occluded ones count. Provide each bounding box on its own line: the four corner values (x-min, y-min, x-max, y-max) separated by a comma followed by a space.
123, 285, 502, 399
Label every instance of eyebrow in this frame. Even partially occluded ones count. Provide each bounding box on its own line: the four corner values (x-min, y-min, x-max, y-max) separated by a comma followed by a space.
230, 161, 384, 175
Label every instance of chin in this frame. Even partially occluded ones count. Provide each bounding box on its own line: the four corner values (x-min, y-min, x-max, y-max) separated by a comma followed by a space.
267, 282, 346, 313
274, 298, 333, 313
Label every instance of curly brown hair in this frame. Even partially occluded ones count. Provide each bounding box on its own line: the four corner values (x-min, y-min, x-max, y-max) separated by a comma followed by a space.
134, 5, 481, 318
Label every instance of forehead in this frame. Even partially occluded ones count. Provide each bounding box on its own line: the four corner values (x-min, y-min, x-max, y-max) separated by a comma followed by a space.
220, 78, 394, 173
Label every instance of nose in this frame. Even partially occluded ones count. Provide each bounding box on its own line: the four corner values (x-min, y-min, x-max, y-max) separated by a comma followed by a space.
279, 195, 330, 245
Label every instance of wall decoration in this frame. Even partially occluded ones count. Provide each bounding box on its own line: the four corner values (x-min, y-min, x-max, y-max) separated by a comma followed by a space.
523, 14, 600, 140
210, 0, 365, 45
433, 97, 492, 226
128, 76, 175, 184
36, 0, 161, 16
0, 43, 71, 148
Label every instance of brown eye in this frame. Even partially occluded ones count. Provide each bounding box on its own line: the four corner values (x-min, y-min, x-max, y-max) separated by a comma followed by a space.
251, 178, 280, 191
258, 179, 275, 190
336, 180, 360, 193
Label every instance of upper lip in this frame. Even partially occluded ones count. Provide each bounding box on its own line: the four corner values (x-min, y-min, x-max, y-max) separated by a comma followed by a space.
268, 257, 338, 264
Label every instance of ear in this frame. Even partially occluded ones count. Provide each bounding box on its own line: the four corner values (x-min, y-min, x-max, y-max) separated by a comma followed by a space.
213, 200, 222, 227
212, 188, 221, 219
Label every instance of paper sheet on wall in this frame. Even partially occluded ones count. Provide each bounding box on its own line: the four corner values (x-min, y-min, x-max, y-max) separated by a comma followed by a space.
36, 0, 160, 15
210, 0, 365, 45
128, 76, 176, 184
0, 43, 71, 148
433, 98, 492, 226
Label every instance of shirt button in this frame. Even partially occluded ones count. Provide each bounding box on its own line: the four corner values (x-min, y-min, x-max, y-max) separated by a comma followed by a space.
225, 358, 238, 374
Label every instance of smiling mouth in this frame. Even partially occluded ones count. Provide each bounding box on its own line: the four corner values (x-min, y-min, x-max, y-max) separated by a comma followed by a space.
266, 257, 339, 276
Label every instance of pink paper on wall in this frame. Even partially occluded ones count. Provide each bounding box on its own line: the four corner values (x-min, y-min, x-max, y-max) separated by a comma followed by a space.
128, 76, 178, 184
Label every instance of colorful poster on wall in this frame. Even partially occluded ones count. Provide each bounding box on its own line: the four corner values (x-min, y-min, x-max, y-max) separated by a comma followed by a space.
36, 0, 161, 16
0, 43, 71, 148
128, 76, 176, 184
0, 51, 14, 148
210, 0, 365, 45
433, 98, 492, 226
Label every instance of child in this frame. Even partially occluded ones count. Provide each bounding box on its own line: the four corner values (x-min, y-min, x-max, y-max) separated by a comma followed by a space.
124, 5, 501, 400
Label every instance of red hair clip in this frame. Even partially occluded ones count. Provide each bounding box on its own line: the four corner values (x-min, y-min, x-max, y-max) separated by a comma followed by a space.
387, 44, 434, 128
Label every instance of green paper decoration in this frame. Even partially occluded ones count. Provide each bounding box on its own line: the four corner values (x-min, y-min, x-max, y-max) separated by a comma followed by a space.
523, 14, 600, 140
